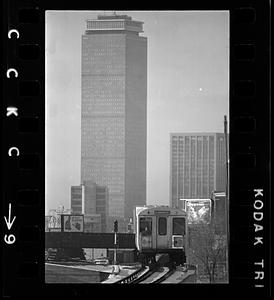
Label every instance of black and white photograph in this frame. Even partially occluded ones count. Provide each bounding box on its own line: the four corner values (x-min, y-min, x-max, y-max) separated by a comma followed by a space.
45, 10, 229, 284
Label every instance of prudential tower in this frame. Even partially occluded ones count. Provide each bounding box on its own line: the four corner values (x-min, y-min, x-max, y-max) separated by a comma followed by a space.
81, 14, 147, 230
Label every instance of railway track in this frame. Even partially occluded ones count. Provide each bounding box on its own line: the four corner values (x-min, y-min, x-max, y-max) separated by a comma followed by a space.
115, 266, 151, 284
149, 266, 175, 283
115, 264, 175, 284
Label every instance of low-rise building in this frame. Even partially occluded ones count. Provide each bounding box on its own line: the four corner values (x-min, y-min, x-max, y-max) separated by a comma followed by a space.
71, 181, 108, 232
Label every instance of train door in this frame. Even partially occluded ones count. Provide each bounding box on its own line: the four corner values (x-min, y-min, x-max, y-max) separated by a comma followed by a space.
156, 216, 168, 249
139, 217, 152, 249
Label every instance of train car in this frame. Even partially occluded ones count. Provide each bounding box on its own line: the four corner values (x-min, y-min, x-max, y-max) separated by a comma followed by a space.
133, 206, 187, 265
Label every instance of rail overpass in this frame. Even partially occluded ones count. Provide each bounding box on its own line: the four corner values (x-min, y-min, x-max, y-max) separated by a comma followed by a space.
45, 232, 136, 249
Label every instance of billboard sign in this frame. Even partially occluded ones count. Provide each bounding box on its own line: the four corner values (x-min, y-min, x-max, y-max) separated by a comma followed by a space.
61, 214, 84, 232
45, 216, 50, 232
184, 199, 211, 224
45, 215, 61, 229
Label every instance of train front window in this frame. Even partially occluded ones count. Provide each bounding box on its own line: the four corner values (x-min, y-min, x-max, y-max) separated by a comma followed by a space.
139, 217, 152, 235
158, 217, 167, 235
173, 218, 186, 235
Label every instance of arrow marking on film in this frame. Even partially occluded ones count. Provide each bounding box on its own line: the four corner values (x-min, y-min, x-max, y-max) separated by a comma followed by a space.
4, 203, 16, 230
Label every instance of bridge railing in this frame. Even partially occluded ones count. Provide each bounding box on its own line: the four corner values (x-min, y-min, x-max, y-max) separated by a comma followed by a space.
45, 232, 136, 249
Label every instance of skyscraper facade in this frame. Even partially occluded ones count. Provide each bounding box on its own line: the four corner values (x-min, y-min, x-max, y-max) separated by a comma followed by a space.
81, 14, 147, 227
170, 133, 226, 208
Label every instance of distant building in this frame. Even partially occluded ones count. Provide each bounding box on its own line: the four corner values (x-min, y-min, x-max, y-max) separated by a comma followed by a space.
170, 133, 227, 208
46, 207, 71, 231
48, 207, 71, 215
81, 14, 147, 226
95, 185, 108, 232
211, 191, 227, 234
71, 181, 108, 232
84, 214, 102, 232
71, 184, 90, 215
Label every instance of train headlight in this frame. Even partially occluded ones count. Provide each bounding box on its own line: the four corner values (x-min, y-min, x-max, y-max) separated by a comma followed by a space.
172, 235, 184, 248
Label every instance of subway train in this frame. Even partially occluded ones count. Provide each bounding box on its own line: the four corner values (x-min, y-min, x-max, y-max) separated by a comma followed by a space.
133, 206, 187, 265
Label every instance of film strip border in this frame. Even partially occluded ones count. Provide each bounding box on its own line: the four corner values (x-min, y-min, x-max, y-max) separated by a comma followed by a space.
2, 1, 271, 297
229, 5, 271, 297
2, 2, 44, 297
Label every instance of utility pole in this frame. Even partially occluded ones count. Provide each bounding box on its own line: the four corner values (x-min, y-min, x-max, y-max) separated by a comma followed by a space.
114, 220, 118, 265
224, 115, 229, 281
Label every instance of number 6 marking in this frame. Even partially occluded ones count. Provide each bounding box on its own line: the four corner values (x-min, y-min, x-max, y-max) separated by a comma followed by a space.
4, 234, 16, 244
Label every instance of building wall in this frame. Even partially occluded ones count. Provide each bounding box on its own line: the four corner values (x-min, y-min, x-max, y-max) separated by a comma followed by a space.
81, 16, 147, 223
212, 192, 227, 234
84, 214, 101, 232
71, 182, 108, 232
81, 33, 126, 219
125, 33, 147, 220
71, 186, 83, 214
95, 185, 109, 232
215, 133, 227, 192
170, 133, 226, 208
83, 181, 97, 215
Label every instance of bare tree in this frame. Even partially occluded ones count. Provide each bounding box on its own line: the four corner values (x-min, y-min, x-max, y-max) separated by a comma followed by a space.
188, 223, 227, 283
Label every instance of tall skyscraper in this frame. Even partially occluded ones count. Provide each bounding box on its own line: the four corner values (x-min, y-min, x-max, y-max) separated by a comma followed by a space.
81, 14, 147, 228
170, 133, 226, 208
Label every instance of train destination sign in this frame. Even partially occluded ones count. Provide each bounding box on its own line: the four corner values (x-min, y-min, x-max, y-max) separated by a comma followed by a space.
154, 210, 171, 215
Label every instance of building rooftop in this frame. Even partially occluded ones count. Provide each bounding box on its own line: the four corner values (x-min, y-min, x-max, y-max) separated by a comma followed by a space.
85, 14, 144, 34
97, 14, 132, 20
170, 132, 225, 136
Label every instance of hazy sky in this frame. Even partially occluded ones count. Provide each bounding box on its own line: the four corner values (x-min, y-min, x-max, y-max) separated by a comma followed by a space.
46, 10, 229, 214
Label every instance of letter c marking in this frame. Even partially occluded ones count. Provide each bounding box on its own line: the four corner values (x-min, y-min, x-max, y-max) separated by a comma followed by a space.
8, 29, 20, 39
8, 147, 20, 156
7, 68, 18, 78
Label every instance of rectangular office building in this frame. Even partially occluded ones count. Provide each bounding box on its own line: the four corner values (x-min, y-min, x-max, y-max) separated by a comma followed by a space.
71, 181, 108, 232
81, 14, 147, 225
170, 133, 227, 208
